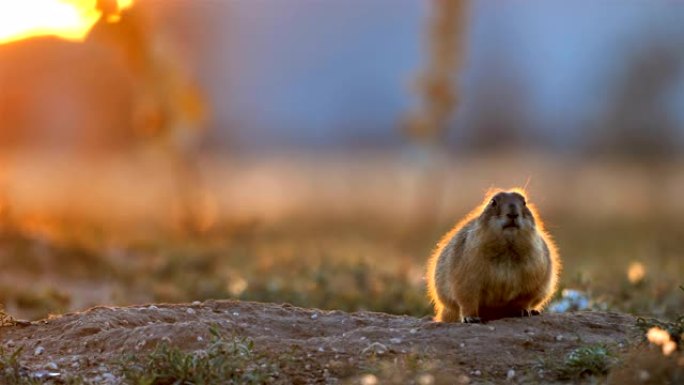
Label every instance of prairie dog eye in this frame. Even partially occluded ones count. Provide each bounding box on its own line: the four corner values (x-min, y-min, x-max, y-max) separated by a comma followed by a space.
490, 199, 497, 207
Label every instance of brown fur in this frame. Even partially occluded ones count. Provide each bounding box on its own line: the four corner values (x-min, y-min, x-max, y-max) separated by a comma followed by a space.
426, 188, 560, 322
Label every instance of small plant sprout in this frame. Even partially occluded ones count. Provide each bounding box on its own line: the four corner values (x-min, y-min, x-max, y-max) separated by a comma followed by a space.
558, 344, 616, 379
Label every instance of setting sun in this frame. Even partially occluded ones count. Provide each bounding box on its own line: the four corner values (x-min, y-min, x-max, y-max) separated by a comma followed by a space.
0, 0, 133, 45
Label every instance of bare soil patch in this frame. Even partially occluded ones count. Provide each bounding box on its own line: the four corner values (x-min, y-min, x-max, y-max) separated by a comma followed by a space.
0, 300, 640, 384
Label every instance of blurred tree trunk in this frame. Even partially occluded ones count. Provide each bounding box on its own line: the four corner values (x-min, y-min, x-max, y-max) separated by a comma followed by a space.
91, 4, 211, 235
404, 0, 468, 231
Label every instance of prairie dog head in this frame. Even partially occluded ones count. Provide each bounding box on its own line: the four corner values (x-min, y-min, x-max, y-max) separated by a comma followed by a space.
479, 191, 536, 236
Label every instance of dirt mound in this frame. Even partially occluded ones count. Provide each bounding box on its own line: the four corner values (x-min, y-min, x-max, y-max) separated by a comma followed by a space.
0, 300, 640, 384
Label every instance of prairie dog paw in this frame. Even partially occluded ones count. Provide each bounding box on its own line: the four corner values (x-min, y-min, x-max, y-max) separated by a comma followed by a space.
520, 309, 542, 317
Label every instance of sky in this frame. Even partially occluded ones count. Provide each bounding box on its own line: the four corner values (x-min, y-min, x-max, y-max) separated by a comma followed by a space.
177, 1, 684, 149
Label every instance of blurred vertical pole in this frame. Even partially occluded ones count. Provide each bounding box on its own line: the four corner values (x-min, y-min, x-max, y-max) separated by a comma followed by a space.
405, 0, 468, 230
0, 50, 15, 239
94, 1, 212, 236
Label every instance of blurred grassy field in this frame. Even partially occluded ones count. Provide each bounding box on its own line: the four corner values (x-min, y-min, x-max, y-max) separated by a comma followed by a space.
0, 152, 682, 321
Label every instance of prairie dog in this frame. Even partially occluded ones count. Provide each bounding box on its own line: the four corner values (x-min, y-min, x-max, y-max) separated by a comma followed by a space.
426, 189, 560, 323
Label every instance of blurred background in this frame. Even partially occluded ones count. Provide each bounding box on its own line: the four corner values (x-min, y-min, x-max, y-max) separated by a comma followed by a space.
0, 0, 682, 321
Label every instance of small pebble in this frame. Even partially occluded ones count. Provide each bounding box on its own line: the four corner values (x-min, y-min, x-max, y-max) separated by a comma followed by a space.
410, 328, 418, 334
360, 373, 378, 385
311, 313, 319, 320
33, 370, 61, 380
390, 338, 402, 344
192, 301, 201, 305
417, 373, 435, 385
34, 346, 45, 356
459, 342, 466, 348
135, 340, 146, 351
362, 342, 388, 355
46, 362, 58, 370
147, 305, 158, 310
506, 369, 515, 380
197, 336, 203, 342
488, 326, 495, 331
555, 334, 564, 341
186, 308, 196, 315
232, 312, 239, 316
471, 370, 481, 376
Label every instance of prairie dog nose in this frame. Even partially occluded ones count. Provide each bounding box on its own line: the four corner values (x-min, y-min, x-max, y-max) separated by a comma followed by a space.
506, 203, 520, 219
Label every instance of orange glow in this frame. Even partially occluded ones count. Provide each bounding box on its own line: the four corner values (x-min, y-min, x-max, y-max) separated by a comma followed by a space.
17, 215, 62, 243
117, 0, 134, 8
647, 327, 676, 356
106, 0, 134, 23
627, 262, 646, 284
0, 0, 134, 45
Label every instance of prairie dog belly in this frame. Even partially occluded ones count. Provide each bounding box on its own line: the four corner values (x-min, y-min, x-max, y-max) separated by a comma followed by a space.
478, 259, 545, 308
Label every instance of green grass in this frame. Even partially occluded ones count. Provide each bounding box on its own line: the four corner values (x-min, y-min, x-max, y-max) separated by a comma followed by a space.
118, 326, 279, 385
0, 347, 83, 385
0, 347, 39, 385
557, 344, 617, 380
535, 344, 619, 381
